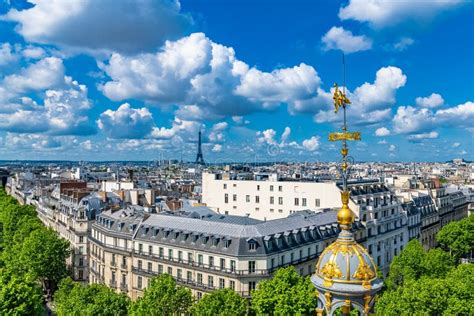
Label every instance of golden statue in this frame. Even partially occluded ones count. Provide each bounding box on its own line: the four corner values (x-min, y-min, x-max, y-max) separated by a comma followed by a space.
333, 83, 351, 113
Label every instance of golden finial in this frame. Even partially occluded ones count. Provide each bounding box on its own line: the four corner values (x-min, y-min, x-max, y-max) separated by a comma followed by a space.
328, 55, 360, 227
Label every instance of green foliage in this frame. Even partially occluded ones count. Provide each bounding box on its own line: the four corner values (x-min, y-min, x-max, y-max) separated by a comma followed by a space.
437, 215, 474, 261
55, 277, 130, 316
15, 228, 70, 288
129, 274, 193, 316
0, 187, 71, 312
0, 268, 43, 316
191, 288, 247, 316
376, 264, 474, 316
380, 219, 474, 316
385, 239, 454, 290
251, 266, 316, 315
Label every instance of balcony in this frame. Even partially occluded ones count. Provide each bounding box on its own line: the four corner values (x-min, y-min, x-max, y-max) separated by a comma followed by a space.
120, 283, 128, 292
132, 251, 321, 278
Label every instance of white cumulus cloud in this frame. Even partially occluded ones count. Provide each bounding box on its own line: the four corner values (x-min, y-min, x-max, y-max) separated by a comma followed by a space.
375, 127, 390, 137
339, 0, 464, 28
97, 103, 154, 139
321, 26, 372, 54
302, 136, 320, 151
3, 0, 192, 54
416, 93, 444, 108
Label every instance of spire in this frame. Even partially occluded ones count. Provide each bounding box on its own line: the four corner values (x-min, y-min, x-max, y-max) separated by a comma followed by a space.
329, 55, 360, 229
195, 130, 205, 165
312, 54, 382, 316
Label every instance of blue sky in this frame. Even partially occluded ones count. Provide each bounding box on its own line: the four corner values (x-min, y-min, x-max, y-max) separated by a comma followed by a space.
0, 0, 473, 162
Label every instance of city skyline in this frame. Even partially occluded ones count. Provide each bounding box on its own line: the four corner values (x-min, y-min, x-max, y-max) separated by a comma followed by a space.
0, 0, 473, 162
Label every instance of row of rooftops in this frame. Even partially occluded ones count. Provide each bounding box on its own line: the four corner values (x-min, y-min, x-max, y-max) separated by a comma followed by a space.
94, 208, 365, 256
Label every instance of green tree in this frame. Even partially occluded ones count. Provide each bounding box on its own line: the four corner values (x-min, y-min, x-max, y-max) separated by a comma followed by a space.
437, 215, 474, 261
14, 228, 70, 293
191, 288, 247, 316
0, 268, 43, 316
129, 274, 193, 316
423, 248, 454, 278
385, 239, 426, 289
376, 264, 474, 316
251, 266, 316, 315
55, 277, 130, 316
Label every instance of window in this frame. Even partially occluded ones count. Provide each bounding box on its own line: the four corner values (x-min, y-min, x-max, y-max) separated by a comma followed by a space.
278, 186, 282, 192
198, 254, 203, 265
315, 198, 320, 207
208, 276, 214, 287
159, 247, 164, 258
138, 243, 143, 253
209, 256, 214, 267
249, 242, 256, 251
377, 256, 381, 266
257, 185, 260, 191
308, 265, 312, 274
224, 240, 231, 248
246, 195, 250, 202
122, 256, 127, 267
368, 244, 373, 255
219, 278, 225, 289
278, 209, 283, 213
299, 249, 303, 259
137, 276, 142, 289
147, 278, 151, 288
79, 246, 84, 254
223, 183, 227, 189
220, 258, 226, 270
290, 253, 294, 262
138, 260, 142, 269
368, 228, 372, 237
302, 198, 307, 207
224, 194, 229, 203
271, 258, 275, 268
294, 198, 299, 206
270, 208, 274, 213
167, 267, 172, 275
249, 281, 256, 291
168, 249, 173, 260
197, 273, 203, 284
233, 194, 237, 202
188, 252, 193, 263
375, 212, 379, 219
122, 274, 126, 286
79, 270, 83, 280
178, 251, 183, 262
270, 196, 274, 204
177, 269, 182, 280
255, 196, 260, 203
147, 262, 152, 272
230, 280, 235, 290
248, 261, 256, 273
187, 271, 192, 281
278, 197, 283, 205
270, 185, 274, 191
230, 260, 236, 272
79, 236, 84, 243
79, 258, 84, 267
281, 255, 285, 264
158, 264, 163, 274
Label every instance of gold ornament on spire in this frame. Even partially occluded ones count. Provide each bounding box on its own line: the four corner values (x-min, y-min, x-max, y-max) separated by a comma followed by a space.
332, 83, 351, 114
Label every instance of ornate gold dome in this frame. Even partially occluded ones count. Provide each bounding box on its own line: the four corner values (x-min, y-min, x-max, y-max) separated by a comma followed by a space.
315, 236, 377, 289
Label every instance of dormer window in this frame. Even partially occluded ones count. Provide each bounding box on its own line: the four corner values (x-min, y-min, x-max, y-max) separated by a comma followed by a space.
249, 242, 256, 251
224, 239, 231, 248
212, 238, 219, 247
174, 232, 179, 240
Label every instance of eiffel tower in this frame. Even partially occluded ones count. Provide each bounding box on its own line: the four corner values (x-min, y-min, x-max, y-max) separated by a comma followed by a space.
195, 130, 205, 165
